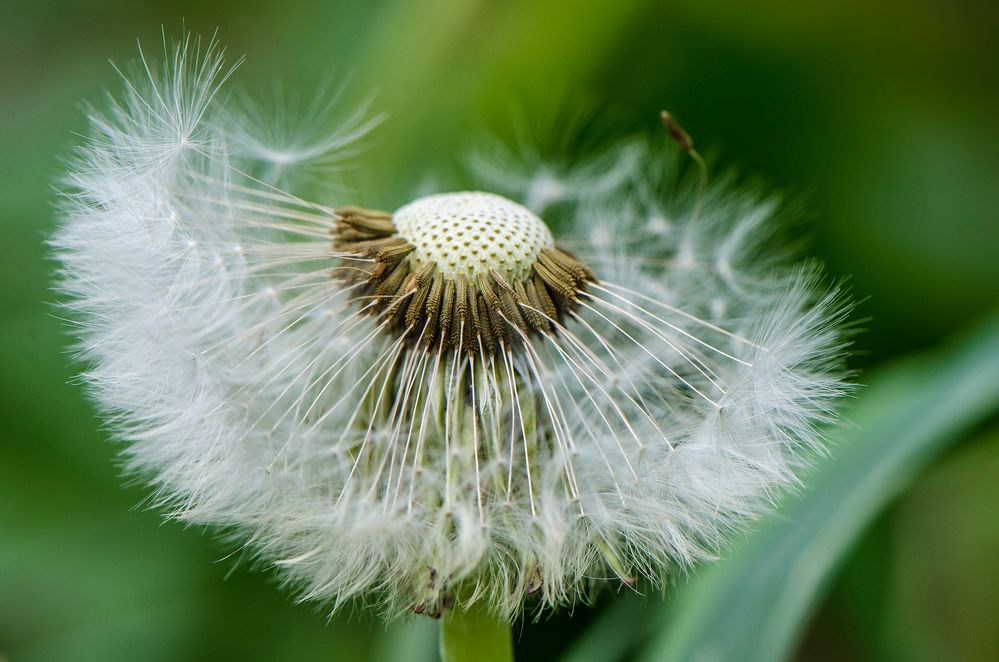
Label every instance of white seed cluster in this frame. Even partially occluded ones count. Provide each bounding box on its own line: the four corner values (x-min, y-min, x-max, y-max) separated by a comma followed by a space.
393, 192, 554, 280
55, 37, 851, 623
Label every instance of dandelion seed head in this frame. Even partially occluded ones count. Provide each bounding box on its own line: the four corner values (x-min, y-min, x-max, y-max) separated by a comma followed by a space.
53, 35, 852, 622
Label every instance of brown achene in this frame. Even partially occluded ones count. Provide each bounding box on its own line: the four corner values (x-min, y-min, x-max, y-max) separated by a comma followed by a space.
332, 204, 596, 354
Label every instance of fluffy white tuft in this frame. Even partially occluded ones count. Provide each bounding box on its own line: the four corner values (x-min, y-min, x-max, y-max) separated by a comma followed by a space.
53, 37, 851, 620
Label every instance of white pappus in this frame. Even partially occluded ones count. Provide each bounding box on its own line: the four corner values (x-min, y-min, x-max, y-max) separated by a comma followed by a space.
53, 35, 851, 620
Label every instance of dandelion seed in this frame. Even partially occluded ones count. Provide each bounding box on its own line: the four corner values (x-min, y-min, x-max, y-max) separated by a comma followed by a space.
53, 35, 850, 621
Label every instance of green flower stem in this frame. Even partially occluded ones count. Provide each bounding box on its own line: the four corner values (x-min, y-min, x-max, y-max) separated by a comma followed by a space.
440, 603, 514, 662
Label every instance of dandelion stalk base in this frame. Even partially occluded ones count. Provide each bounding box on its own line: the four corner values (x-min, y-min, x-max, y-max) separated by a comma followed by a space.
440, 603, 514, 662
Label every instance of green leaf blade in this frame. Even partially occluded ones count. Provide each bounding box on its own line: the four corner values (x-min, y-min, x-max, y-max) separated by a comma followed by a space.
641, 309, 999, 662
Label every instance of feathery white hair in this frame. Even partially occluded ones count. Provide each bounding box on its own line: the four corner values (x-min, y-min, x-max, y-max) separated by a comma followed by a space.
53, 36, 849, 620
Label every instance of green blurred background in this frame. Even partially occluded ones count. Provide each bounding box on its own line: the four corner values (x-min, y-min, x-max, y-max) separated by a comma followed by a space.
2, 1, 997, 660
